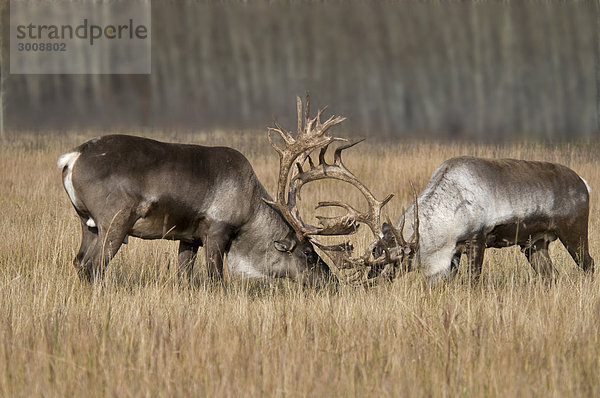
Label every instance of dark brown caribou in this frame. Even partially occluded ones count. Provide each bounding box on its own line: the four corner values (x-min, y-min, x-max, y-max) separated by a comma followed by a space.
58, 95, 417, 285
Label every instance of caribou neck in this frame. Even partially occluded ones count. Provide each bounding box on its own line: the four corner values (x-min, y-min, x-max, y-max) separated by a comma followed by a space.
225, 185, 295, 271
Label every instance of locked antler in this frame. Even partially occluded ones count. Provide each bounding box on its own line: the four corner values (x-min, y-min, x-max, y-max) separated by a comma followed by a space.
264, 93, 419, 284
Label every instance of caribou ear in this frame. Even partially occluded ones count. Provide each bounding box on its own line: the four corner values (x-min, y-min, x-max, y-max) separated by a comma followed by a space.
274, 236, 297, 253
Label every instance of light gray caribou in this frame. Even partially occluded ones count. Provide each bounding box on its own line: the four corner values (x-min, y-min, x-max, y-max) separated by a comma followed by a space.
378, 156, 594, 282
58, 95, 413, 285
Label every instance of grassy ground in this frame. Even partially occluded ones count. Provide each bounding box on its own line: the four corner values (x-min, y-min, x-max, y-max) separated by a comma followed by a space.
0, 131, 598, 397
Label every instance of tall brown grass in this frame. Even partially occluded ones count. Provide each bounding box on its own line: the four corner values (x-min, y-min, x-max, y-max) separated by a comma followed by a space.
0, 131, 598, 397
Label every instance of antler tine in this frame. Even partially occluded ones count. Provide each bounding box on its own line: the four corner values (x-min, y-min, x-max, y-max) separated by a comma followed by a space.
318, 145, 329, 165
386, 214, 407, 247
266, 129, 284, 156
298, 93, 313, 138
297, 96, 303, 135
408, 181, 420, 248
319, 114, 347, 134
267, 114, 298, 154
316, 106, 328, 124
312, 105, 335, 129
333, 139, 365, 168
305, 92, 310, 128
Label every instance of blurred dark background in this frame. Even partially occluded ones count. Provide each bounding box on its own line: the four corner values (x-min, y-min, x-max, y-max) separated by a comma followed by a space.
1, 1, 599, 141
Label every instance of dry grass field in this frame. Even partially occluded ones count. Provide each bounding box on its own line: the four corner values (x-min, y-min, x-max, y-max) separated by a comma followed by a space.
0, 131, 599, 397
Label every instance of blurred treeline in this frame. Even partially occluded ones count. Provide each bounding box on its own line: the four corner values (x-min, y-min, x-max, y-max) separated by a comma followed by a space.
1, 1, 598, 140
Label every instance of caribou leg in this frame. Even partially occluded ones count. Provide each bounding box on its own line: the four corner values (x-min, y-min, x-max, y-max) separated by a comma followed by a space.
449, 251, 461, 280
465, 232, 486, 281
565, 243, 595, 273
523, 239, 557, 280
74, 215, 99, 273
78, 209, 135, 282
178, 241, 200, 283
204, 222, 233, 283
558, 227, 595, 273
424, 245, 458, 287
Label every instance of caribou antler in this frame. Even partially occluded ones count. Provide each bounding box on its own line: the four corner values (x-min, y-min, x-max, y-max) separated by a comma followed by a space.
384, 182, 419, 253
264, 93, 347, 238
264, 93, 419, 285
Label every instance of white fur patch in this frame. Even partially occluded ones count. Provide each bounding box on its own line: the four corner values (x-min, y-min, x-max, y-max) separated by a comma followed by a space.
57, 152, 81, 208
205, 179, 244, 223
86, 218, 96, 228
56, 151, 79, 169
227, 252, 266, 279
580, 176, 591, 193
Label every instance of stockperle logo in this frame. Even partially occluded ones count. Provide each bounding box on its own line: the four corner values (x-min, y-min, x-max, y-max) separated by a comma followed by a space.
10, 0, 151, 74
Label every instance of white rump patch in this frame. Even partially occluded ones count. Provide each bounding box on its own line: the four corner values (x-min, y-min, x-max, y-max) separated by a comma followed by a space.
86, 218, 96, 228
57, 151, 79, 169
57, 151, 81, 208
580, 176, 591, 193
